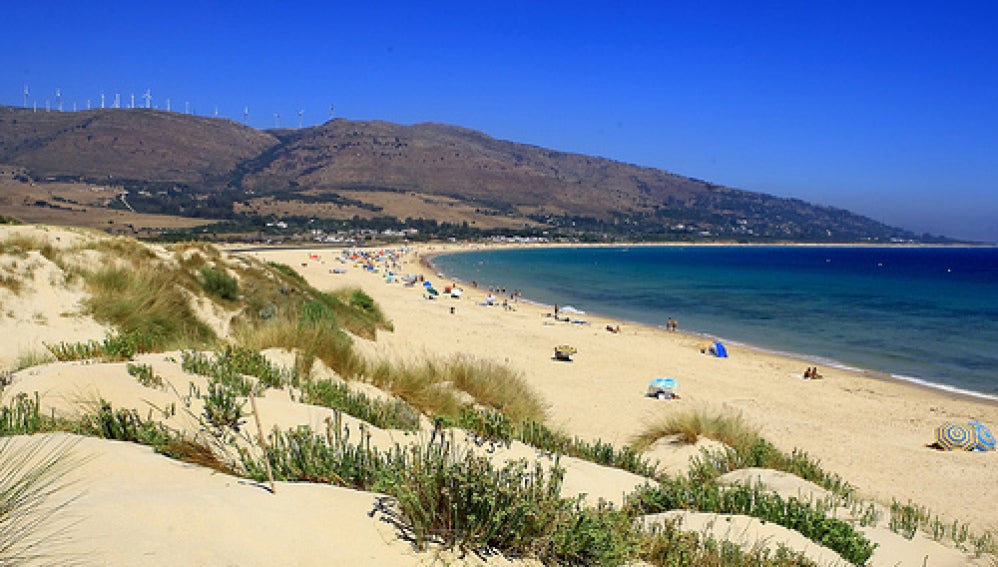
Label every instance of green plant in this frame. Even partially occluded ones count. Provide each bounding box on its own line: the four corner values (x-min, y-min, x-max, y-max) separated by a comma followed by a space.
0, 393, 47, 435
625, 479, 876, 564
266, 261, 307, 285
83, 265, 216, 350
126, 363, 163, 389
201, 382, 246, 436
76, 400, 174, 446
14, 349, 55, 371
44, 332, 158, 363
301, 379, 421, 431
200, 266, 239, 301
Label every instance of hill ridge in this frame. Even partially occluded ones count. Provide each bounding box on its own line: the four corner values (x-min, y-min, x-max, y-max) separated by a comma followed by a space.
0, 105, 933, 241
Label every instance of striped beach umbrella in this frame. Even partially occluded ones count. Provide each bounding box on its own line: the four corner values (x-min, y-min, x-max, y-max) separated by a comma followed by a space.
969, 420, 996, 452
934, 422, 974, 451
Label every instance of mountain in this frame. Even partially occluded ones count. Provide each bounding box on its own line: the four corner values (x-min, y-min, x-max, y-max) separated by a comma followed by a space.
0, 106, 928, 241
0, 106, 277, 184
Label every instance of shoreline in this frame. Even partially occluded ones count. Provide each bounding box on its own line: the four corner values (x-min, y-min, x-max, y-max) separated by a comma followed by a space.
422, 244, 998, 406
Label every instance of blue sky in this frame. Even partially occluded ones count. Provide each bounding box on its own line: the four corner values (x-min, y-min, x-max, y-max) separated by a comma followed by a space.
4, 1, 997, 241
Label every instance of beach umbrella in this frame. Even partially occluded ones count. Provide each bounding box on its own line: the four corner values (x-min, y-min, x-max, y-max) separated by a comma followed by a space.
647, 377, 678, 399
934, 422, 974, 450
969, 420, 996, 452
423, 280, 433, 288
427, 287, 439, 296
554, 344, 577, 361
649, 377, 677, 390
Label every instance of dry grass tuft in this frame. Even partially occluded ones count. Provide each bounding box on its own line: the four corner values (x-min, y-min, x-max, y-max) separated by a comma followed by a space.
631, 407, 761, 452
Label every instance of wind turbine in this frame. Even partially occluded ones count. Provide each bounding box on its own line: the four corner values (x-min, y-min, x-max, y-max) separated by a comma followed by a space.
243, 106, 249, 123
166, 98, 171, 112
274, 113, 280, 128
113, 93, 120, 109
329, 104, 334, 120
129, 94, 135, 109
56, 88, 62, 112
100, 92, 105, 109
185, 101, 190, 114
297, 109, 304, 129
214, 106, 219, 118
143, 89, 152, 109
23, 85, 29, 108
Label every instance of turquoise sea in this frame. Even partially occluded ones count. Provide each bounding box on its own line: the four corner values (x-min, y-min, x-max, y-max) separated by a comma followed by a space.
430, 246, 998, 400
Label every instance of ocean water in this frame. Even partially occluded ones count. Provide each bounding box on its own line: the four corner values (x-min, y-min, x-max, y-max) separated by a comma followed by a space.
430, 246, 998, 400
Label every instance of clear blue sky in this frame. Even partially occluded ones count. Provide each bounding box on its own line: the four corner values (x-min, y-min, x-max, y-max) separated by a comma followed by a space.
4, 1, 997, 241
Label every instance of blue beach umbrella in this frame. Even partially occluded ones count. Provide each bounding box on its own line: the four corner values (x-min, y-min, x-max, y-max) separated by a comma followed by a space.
934, 422, 974, 450
647, 377, 678, 399
968, 420, 996, 452
649, 377, 677, 390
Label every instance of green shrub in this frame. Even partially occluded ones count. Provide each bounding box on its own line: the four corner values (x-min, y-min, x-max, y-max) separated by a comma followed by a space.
76, 400, 174, 447
127, 363, 163, 389
201, 382, 245, 436
625, 479, 876, 564
301, 379, 421, 431
0, 393, 47, 435
200, 266, 239, 301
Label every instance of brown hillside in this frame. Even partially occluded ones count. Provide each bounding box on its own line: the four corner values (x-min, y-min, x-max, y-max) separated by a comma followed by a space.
0, 106, 922, 240
238, 120, 708, 219
0, 106, 278, 183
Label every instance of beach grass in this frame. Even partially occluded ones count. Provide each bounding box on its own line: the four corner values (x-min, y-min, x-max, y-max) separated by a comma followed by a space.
83, 265, 216, 350
0, 435, 82, 566
630, 406, 761, 452
632, 408, 853, 497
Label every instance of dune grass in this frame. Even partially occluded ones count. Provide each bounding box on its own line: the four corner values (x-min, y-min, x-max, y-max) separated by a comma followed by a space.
14, 349, 56, 371
83, 265, 216, 350
631, 407, 761, 452
0, 233, 56, 261
632, 407, 853, 497
364, 354, 548, 425
0, 435, 82, 566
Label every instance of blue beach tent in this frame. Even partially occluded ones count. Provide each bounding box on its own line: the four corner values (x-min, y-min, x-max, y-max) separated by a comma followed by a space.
710, 342, 728, 358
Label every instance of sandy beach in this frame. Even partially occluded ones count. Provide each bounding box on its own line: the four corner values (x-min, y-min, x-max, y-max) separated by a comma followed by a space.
249, 243, 996, 534
2, 227, 995, 566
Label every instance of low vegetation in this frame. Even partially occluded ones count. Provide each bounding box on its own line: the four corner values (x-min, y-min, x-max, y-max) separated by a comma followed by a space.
633, 408, 853, 497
